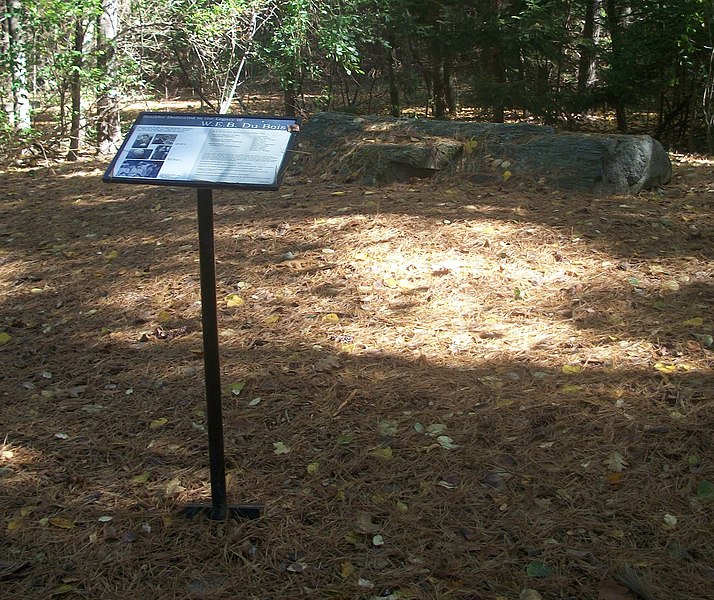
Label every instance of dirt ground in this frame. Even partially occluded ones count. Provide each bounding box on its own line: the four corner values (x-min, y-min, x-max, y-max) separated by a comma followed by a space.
1, 130, 713, 600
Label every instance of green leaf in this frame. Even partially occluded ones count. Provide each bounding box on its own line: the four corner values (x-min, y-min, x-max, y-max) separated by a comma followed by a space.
436, 435, 458, 449
273, 441, 291, 455
526, 561, 552, 577
336, 433, 353, 445
378, 419, 397, 436
230, 382, 246, 396
0, 332, 11, 345
696, 480, 714, 500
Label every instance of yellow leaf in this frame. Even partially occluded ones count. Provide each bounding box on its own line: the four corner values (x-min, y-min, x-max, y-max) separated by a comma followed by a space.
306, 462, 319, 474
369, 447, 393, 459
330, 191, 346, 196
683, 317, 704, 326
502, 170, 512, 181
341, 562, 354, 578
226, 294, 245, 308
131, 471, 151, 484
0, 332, 11, 345
49, 517, 75, 529
654, 362, 677, 374
322, 313, 340, 324
561, 384, 581, 394
265, 314, 280, 325
562, 364, 582, 374
384, 278, 398, 288
149, 417, 168, 429
606, 473, 623, 485
157, 310, 171, 324
7, 518, 23, 531
161, 515, 173, 528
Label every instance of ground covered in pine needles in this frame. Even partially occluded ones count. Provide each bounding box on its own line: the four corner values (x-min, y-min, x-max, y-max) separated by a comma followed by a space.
1, 143, 713, 599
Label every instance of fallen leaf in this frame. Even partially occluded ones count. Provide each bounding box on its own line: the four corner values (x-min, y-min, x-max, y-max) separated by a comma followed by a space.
131, 471, 151, 484
372, 534, 385, 546
562, 364, 582, 374
605, 452, 628, 472
273, 441, 291, 455
526, 561, 552, 577
97, 516, 113, 523
149, 417, 168, 429
697, 479, 714, 500
0, 332, 11, 345
606, 472, 623, 485
355, 512, 381, 534
264, 314, 280, 325
49, 517, 75, 529
654, 362, 677, 374
225, 294, 245, 308
378, 419, 397, 436
520, 590, 543, 600
322, 313, 340, 324
7, 518, 23, 531
165, 477, 185, 496
306, 462, 319, 474
503, 170, 512, 181
340, 561, 353, 578
330, 191, 346, 196
683, 317, 704, 326
663, 513, 677, 527
437, 435, 458, 449
106, 250, 119, 260
287, 561, 307, 572
230, 382, 246, 396
357, 577, 374, 588
369, 447, 393, 459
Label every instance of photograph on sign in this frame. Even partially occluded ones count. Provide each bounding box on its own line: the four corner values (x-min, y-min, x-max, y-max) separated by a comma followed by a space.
103, 113, 300, 189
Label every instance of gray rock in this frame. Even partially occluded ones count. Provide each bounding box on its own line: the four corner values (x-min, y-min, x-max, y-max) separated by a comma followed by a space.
294, 112, 672, 194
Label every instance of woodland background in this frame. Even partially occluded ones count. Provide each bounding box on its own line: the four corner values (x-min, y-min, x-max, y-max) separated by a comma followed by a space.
2, 0, 714, 160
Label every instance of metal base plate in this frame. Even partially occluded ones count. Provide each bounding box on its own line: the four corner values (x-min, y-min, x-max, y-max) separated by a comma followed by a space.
182, 503, 262, 521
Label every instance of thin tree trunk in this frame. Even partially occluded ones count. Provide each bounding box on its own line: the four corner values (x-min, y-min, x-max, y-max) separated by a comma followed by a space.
604, 0, 628, 131
67, 19, 85, 160
431, 37, 447, 118
2, 0, 31, 130
577, 0, 600, 93
96, 0, 121, 155
386, 28, 400, 118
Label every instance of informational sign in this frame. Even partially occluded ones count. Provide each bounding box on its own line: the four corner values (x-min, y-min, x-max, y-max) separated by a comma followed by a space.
103, 112, 300, 190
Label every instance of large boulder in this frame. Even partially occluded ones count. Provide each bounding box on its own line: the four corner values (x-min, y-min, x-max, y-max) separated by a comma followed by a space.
293, 112, 672, 194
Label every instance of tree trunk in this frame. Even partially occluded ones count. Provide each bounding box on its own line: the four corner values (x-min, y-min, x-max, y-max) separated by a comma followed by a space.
67, 19, 85, 161
577, 0, 600, 94
1, 0, 31, 130
604, 0, 628, 131
386, 29, 400, 118
96, 0, 122, 155
431, 37, 447, 118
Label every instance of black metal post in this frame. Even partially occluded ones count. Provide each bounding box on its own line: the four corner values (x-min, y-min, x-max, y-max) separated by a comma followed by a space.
188, 187, 260, 521
196, 187, 228, 520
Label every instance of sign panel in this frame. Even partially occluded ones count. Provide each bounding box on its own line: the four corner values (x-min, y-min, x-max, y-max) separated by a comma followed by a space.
103, 112, 300, 190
